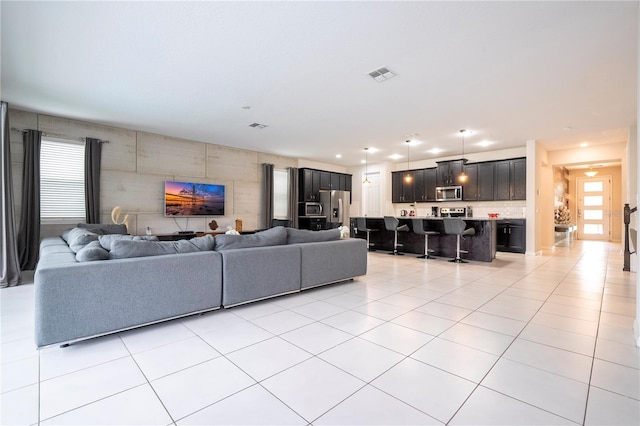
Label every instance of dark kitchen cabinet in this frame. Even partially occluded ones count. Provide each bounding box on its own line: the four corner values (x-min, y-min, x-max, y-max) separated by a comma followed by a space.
511, 158, 527, 200
478, 162, 496, 201
494, 160, 511, 200
495, 158, 526, 200
300, 169, 321, 201
320, 171, 331, 190
300, 169, 352, 201
462, 164, 478, 201
496, 219, 526, 253
436, 160, 464, 186
392, 171, 414, 203
423, 168, 437, 201
463, 162, 494, 201
413, 168, 437, 202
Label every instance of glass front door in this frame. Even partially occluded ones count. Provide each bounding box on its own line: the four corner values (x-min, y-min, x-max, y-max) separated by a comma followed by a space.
577, 176, 611, 241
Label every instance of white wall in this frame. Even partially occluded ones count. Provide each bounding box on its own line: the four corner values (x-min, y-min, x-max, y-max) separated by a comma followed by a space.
10, 109, 298, 238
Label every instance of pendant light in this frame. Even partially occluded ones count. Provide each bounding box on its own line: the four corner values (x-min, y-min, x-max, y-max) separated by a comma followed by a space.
404, 140, 413, 183
457, 129, 468, 183
584, 165, 598, 177
363, 148, 371, 184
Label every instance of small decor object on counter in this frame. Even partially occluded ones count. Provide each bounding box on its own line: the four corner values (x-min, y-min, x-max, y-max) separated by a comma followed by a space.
145, 226, 152, 236
225, 226, 240, 235
235, 218, 243, 233
208, 220, 218, 231
488, 213, 499, 219
338, 226, 350, 239
554, 205, 571, 224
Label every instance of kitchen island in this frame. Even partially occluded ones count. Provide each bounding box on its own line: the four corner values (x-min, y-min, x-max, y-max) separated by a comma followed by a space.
350, 217, 496, 262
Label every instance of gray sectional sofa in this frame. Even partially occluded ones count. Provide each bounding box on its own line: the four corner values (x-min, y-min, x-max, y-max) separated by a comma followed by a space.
34, 226, 367, 347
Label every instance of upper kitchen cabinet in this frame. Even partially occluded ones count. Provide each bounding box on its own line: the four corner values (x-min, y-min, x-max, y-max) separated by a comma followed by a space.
463, 162, 495, 201
414, 168, 437, 202
494, 158, 526, 200
300, 168, 352, 201
511, 158, 526, 200
300, 168, 321, 201
392, 171, 415, 203
436, 160, 464, 186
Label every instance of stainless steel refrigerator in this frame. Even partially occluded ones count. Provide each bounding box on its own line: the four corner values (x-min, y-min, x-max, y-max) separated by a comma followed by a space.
320, 190, 350, 228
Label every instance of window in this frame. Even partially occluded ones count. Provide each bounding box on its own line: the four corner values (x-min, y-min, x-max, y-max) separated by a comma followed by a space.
273, 169, 289, 219
40, 138, 86, 221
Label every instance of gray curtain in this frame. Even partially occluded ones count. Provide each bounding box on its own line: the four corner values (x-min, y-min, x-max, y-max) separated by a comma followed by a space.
1, 102, 21, 287
85, 137, 101, 224
288, 167, 299, 228
17, 130, 41, 271
261, 163, 274, 230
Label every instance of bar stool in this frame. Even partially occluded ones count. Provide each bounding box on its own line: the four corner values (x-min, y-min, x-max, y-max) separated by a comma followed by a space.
412, 218, 439, 259
384, 216, 409, 255
443, 218, 475, 263
356, 217, 378, 251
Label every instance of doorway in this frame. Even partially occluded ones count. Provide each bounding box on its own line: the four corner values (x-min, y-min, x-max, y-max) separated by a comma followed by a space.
363, 172, 380, 216
577, 176, 611, 241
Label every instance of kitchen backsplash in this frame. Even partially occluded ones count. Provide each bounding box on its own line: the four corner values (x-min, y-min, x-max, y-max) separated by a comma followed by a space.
395, 200, 527, 219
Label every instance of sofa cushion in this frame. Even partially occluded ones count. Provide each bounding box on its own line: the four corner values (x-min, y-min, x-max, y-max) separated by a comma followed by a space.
66, 227, 101, 253
214, 226, 287, 251
109, 235, 215, 259
75, 240, 110, 262
98, 234, 159, 250
286, 228, 341, 244
77, 223, 128, 235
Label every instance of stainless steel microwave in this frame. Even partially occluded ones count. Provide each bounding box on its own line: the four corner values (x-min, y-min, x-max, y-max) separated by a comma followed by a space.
435, 186, 463, 201
299, 202, 324, 216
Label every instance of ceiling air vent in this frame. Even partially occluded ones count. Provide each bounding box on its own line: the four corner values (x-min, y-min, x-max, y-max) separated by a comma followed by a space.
249, 123, 267, 129
368, 66, 396, 82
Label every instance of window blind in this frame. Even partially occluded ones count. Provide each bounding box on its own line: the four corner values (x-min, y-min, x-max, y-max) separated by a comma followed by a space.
40, 138, 86, 219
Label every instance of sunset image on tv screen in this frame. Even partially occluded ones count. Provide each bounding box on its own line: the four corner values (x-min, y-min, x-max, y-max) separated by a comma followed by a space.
164, 181, 225, 216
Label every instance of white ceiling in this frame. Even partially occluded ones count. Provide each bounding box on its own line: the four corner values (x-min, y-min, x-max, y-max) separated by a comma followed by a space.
1, 1, 637, 166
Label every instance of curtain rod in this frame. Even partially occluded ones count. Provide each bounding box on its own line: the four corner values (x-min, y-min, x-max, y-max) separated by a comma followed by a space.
10, 127, 109, 143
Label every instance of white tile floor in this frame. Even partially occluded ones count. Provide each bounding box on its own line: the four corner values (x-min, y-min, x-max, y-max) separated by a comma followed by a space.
1, 240, 639, 425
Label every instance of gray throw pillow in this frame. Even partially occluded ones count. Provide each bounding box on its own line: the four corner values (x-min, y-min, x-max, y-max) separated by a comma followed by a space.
66, 227, 100, 253
98, 234, 159, 250
214, 226, 287, 251
77, 223, 128, 235
75, 240, 110, 262
110, 239, 203, 259
286, 228, 341, 244
188, 235, 215, 251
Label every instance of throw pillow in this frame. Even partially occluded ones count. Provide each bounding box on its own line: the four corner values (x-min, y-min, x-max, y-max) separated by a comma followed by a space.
286, 228, 341, 244
66, 227, 101, 253
77, 223, 128, 235
75, 240, 110, 262
214, 226, 287, 251
98, 234, 159, 250
188, 235, 215, 251
110, 239, 203, 259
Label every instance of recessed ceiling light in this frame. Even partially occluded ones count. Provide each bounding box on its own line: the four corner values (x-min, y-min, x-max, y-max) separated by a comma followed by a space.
580, 142, 589, 147
360, 159, 366, 164
335, 154, 342, 158
458, 129, 473, 136
367, 147, 380, 154
389, 154, 402, 160
249, 123, 267, 129
428, 148, 444, 154
478, 140, 494, 147
368, 66, 396, 82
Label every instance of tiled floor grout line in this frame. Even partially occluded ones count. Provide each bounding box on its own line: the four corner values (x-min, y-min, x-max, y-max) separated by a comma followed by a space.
581, 254, 610, 426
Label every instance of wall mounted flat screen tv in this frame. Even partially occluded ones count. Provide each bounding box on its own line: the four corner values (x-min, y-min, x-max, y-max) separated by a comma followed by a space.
164, 181, 225, 216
